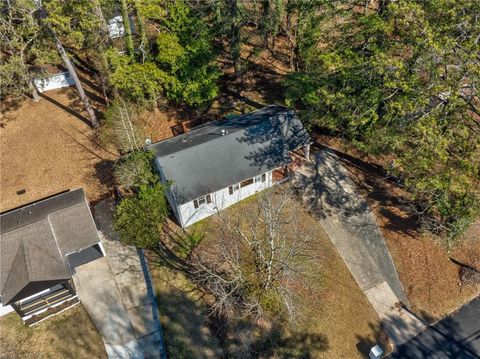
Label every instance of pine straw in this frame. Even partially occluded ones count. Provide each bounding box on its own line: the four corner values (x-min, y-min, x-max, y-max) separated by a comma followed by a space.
0, 86, 117, 212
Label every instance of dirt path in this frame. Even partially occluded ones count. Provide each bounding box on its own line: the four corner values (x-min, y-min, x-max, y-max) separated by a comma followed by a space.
293, 149, 426, 346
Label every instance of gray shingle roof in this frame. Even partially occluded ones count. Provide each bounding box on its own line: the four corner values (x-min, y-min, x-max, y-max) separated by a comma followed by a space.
149, 105, 310, 205
0, 189, 101, 305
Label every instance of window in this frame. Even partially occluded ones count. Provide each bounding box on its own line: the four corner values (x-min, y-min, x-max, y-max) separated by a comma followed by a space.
228, 184, 239, 195
240, 178, 254, 188
193, 194, 212, 209
255, 173, 267, 183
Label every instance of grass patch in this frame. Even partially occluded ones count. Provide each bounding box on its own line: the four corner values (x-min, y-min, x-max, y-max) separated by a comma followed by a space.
149, 260, 223, 358
150, 185, 388, 358
0, 305, 106, 358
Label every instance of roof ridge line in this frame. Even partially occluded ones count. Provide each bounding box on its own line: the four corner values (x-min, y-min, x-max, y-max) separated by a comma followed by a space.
47, 215, 68, 266
1, 241, 28, 305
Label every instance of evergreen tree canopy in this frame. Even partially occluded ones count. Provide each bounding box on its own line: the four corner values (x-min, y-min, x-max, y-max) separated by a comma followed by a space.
286, 0, 480, 236
154, 1, 220, 107
0, 0, 56, 99
113, 182, 169, 248
102, 0, 219, 107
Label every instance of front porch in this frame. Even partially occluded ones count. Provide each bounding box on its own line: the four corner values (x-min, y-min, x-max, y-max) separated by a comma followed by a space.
272, 144, 311, 183
11, 281, 79, 326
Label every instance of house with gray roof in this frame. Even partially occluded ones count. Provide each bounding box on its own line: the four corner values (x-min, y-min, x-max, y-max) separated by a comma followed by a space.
149, 105, 311, 227
0, 189, 104, 323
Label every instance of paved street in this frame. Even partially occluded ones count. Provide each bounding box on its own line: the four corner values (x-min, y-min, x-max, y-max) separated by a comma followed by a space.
389, 296, 480, 358
293, 149, 425, 345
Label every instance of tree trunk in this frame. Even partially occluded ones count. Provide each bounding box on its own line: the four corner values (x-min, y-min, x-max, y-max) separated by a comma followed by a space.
133, 0, 148, 63
120, 0, 134, 57
93, 0, 112, 105
228, 0, 241, 83
54, 37, 99, 128
35, 5, 99, 128
261, 0, 270, 49
284, 1, 297, 70
292, 10, 301, 71
30, 82, 40, 102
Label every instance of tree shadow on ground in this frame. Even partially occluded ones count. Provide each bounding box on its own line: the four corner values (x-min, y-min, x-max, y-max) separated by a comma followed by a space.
145, 224, 330, 358
49, 304, 108, 359
94, 159, 115, 188
355, 320, 391, 358
0, 305, 108, 359
312, 140, 423, 238
0, 96, 25, 117
155, 282, 329, 359
224, 319, 329, 358
292, 148, 370, 221
210, 47, 286, 120
154, 286, 224, 358
39, 92, 92, 126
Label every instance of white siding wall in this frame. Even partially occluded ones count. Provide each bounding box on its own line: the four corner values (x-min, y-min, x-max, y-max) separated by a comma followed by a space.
33, 72, 75, 92
177, 171, 273, 227
0, 304, 13, 317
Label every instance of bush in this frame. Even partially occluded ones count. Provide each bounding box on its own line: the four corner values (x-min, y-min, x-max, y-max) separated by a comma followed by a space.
113, 182, 169, 248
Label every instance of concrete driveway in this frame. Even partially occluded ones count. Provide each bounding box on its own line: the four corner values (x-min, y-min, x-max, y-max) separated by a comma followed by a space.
293, 149, 425, 345
73, 199, 166, 359
73, 258, 141, 358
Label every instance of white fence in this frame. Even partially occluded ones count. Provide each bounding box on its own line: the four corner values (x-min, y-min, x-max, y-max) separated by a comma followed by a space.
33, 72, 75, 93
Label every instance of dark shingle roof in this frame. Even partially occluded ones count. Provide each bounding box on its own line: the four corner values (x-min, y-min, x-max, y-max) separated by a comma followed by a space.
0, 189, 101, 305
149, 105, 310, 204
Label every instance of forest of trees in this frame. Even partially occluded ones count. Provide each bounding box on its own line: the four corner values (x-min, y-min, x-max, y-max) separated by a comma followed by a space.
1, 1, 478, 236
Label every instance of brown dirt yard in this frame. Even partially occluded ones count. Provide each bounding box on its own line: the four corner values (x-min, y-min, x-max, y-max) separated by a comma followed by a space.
0, 86, 117, 212
314, 134, 480, 322
149, 188, 389, 359
0, 304, 106, 359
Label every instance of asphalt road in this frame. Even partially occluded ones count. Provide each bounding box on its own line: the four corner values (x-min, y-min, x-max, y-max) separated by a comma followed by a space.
388, 296, 480, 358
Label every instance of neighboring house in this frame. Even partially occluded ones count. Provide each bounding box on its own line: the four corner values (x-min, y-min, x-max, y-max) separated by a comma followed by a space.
150, 105, 311, 227
0, 189, 105, 324
33, 71, 75, 93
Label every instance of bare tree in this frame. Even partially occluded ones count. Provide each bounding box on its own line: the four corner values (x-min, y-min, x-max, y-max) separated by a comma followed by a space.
189, 186, 314, 322
102, 98, 143, 153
